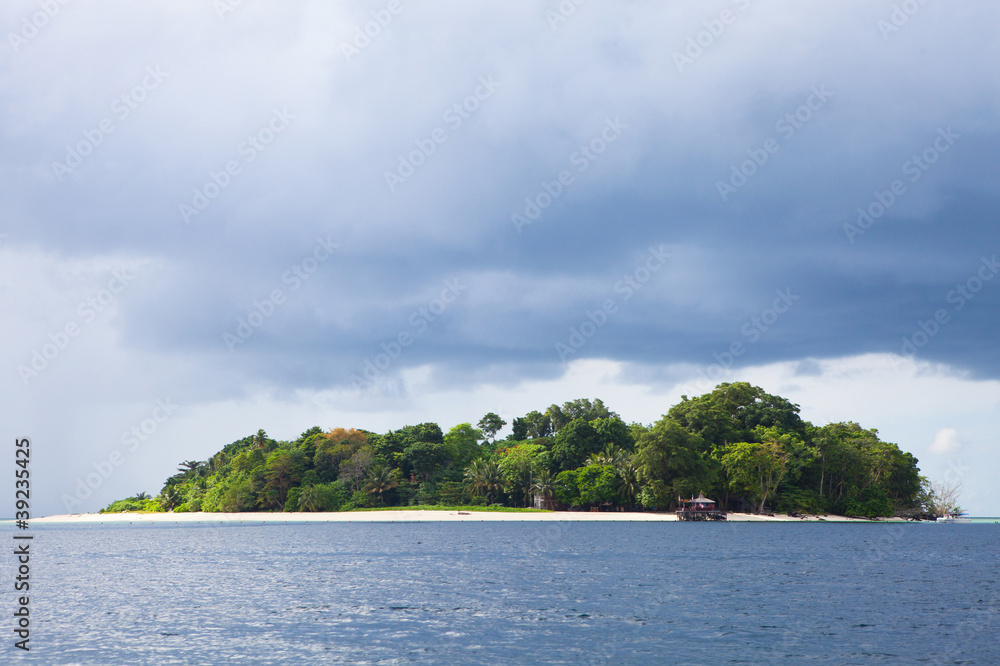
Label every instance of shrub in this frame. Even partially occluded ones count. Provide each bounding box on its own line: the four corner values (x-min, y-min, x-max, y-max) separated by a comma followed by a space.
416, 481, 438, 505
437, 481, 468, 505
845, 486, 894, 518
100, 498, 144, 513
637, 480, 672, 510
774, 488, 827, 514
316, 482, 349, 511
575, 465, 618, 507
341, 489, 375, 511
284, 487, 303, 512
100, 497, 163, 513
554, 469, 580, 507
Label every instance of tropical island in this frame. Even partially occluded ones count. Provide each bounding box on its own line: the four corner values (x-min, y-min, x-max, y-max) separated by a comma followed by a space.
99, 383, 959, 520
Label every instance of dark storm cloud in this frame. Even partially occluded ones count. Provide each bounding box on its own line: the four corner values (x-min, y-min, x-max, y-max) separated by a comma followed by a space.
3, 0, 999, 399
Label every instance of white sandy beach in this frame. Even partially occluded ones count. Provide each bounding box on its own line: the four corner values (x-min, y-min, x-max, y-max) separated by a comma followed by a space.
30, 510, 897, 524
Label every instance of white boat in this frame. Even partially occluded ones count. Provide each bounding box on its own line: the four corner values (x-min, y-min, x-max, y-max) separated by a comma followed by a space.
936, 512, 972, 524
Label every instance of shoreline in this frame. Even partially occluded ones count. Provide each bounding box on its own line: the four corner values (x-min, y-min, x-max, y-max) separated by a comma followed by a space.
23, 510, 913, 524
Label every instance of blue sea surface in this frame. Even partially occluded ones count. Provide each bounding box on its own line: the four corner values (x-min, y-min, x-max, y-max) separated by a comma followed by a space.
4, 521, 999, 664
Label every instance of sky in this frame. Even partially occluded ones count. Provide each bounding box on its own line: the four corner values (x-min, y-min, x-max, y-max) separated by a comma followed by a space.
2, 0, 998, 517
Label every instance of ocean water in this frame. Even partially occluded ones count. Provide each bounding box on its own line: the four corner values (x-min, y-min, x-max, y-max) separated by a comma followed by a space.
4, 521, 999, 664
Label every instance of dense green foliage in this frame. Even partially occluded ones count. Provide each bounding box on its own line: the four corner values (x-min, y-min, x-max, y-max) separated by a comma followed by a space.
102, 383, 926, 517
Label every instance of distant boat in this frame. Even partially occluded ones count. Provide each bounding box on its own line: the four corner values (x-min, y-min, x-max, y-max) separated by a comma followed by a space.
936, 512, 972, 524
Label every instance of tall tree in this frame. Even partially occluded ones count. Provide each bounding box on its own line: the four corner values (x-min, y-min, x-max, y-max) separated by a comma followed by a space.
263, 450, 305, 509
633, 417, 713, 507
927, 478, 963, 516
591, 416, 635, 451
315, 431, 367, 482
373, 423, 444, 459
495, 443, 549, 506
517, 410, 553, 439
402, 441, 453, 482
721, 438, 791, 514
339, 447, 375, 491
668, 382, 805, 448
444, 423, 484, 470
546, 398, 616, 432
477, 413, 507, 443
551, 419, 603, 471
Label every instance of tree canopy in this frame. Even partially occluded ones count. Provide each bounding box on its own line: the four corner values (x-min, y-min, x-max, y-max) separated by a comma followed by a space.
100, 386, 928, 518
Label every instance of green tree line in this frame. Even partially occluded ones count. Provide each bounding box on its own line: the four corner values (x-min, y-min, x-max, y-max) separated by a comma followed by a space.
102, 383, 933, 518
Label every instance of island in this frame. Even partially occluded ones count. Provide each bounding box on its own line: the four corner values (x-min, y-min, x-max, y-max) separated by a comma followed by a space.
89, 382, 959, 521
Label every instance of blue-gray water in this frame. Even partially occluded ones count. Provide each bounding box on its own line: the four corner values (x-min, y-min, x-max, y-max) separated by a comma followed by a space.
4, 521, 999, 664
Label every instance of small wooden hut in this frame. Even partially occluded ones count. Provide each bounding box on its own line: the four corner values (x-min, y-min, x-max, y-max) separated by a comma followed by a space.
675, 493, 727, 521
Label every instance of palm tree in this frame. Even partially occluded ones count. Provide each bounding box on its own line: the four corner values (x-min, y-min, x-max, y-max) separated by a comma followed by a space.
132, 491, 150, 501
159, 486, 180, 511
298, 486, 323, 512
586, 445, 628, 468
530, 470, 555, 510
617, 461, 640, 510
253, 429, 268, 450
464, 459, 503, 504
464, 459, 486, 500
363, 465, 398, 506
177, 460, 201, 475
211, 451, 227, 472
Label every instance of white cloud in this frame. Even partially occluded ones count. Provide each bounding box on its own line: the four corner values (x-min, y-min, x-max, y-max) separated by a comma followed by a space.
930, 428, 964, 454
